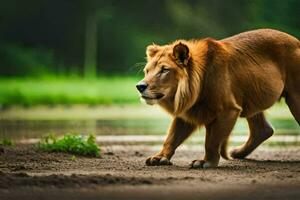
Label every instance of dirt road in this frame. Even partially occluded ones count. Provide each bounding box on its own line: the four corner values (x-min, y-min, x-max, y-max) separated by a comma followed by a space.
0, 144, 300, 200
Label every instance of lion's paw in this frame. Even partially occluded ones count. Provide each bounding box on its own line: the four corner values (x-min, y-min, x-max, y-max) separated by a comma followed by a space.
230, 148, 247, 159
189, 159, 218, 169
145, 156, 172, 166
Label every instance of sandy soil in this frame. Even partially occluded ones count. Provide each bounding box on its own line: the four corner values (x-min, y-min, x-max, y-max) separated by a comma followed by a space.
0, 144, 300, 200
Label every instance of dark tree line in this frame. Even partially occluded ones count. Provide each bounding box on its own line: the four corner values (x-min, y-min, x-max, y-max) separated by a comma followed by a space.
0, 0, 300, 76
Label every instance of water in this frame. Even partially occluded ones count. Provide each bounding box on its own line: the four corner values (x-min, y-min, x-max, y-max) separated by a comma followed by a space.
0, 118, 299, 140
0, 118, 171, 140
0, 105, 299, 145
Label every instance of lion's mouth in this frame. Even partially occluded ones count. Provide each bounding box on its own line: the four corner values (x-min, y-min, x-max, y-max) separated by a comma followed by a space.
141, 93, 164, 100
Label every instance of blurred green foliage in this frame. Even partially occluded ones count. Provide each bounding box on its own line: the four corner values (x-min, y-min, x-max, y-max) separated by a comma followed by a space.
0, 0, 299, 77
0, 42, 54, 76
1, 1, 300, 106
0, 138, 13, 146
38, 134, 100, 157
0, 77, 140, 106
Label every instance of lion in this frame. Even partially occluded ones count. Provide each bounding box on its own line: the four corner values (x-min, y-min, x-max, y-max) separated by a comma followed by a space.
136, 29, 300, 168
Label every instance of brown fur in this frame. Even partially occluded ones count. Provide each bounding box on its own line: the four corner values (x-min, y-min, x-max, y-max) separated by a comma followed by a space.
138, 29, 300, 168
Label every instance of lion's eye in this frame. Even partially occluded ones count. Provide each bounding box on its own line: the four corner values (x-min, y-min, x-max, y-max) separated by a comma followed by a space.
161, 66, 170, 73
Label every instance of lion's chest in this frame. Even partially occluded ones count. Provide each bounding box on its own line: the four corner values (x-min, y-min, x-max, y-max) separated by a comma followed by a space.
179, 105, 217, 125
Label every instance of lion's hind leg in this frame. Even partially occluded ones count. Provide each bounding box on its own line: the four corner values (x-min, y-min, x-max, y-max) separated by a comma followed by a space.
230, 112, 274, 159
285, 47, 300, 125
285, 92, 300, 125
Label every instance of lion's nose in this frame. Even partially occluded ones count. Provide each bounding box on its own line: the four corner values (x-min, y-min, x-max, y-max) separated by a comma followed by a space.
136, 82, 148, 93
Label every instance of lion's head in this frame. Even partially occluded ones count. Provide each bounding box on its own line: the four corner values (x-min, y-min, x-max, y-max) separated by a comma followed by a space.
136, 41, 205, 115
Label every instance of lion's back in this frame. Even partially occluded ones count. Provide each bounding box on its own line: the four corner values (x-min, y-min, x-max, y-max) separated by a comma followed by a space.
222, 29, 300, 48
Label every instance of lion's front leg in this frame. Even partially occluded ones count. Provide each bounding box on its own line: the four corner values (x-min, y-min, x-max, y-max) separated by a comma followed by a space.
190, 110, 239, 169
146, 117, 197, 166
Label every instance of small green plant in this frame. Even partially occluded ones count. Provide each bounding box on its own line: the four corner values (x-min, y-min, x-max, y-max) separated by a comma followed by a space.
0, 138, 13, 146
38, 134, 100, 157
70, 155, 77, 161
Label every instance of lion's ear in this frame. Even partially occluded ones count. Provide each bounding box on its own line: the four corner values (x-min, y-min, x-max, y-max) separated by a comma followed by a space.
146, 44, 160, 59
173, 42, 190, 66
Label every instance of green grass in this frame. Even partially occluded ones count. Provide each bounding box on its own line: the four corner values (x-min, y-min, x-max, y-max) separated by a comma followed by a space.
0, 76, 141, 106
38, 134, 100, 157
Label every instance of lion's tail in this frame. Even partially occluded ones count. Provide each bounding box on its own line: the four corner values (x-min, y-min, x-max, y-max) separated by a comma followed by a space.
220, 138, 230, 160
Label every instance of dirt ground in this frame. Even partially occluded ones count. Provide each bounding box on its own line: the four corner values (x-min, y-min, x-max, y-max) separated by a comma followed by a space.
0, 144, 300, 200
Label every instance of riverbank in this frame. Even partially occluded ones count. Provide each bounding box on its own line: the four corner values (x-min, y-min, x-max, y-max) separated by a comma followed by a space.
0, 144, 300, 200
